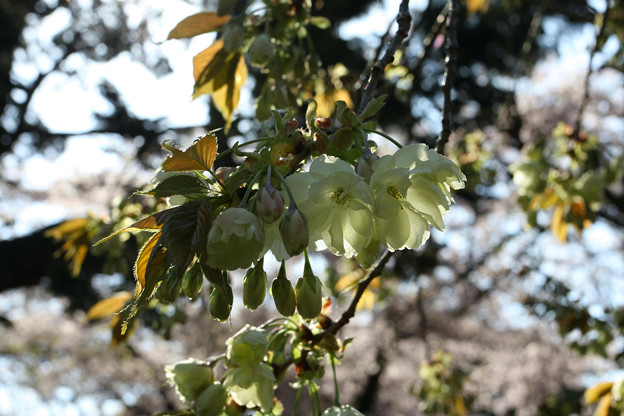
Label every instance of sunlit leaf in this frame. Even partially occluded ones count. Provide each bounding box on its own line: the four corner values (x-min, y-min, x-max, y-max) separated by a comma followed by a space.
551, 203, 568, 242
455, 395, 467, 416
87, 291, 134, 320
45, 218, 96, 276
135, 231, 163, 293
110, 313, 137, 346
94, 210, 170, 245
314, 89, 352, 118
585, 381, 614, 404
193, 41, 247, 131
596, 393, 613, 416
162, 134, 218, 172
467, 0, 489, 14
167, 12, 230, 40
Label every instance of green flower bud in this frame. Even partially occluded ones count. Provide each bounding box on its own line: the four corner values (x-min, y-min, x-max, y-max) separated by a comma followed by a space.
295, 259, 323, 320
194, 383, 228, 416
223, 23, 245, 53
164, 358, 213, 402
183, 262, 204, 300
226, 325, 269, 367
209, 285, 232, 322
321, 405, 365, 416
206, 208, 265, 271
243, 262, 267, 310
279, 206, 309, 257
256, 185, 284, 224
217, 0, 236, 16
155, 271, 181, 304
270, 262, 296, 316
248, 33, 274, 68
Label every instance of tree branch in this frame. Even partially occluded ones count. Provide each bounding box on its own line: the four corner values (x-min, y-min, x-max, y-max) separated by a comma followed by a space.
358, 0, 412, 113
572, 0, 611, 138
436, 0, 459, 154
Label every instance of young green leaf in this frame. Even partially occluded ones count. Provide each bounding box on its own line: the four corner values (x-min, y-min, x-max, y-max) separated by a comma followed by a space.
143, 174, 208, 199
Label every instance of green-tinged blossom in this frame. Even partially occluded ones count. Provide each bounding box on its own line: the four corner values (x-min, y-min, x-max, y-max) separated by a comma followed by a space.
321, 405, 365, 416
182, 262, 203, 300
194, 383, 227, 416
295, 256, 323, 320
164, 358, 214, 403
209, 286, 232, 322
279, 206, 309, 257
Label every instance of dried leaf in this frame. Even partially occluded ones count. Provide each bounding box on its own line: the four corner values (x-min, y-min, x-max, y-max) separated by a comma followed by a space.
87, 291, 134, 320
162, 134, 218, 172
167, 12, 230, 40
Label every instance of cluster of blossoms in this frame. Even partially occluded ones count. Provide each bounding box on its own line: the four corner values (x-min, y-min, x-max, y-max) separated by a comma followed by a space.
205, 143, 465, 272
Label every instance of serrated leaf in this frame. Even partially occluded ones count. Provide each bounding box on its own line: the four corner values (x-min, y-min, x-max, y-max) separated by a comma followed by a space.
145, 174, 208, 198
110, 313, 137, 346
162, 134, 218, 172
167, 12, 230, 39
161, 200, 212, 278
135, 232, 163, 293
585, 381, 614, 404
357, 94, 387, 123
87, 291, 134, 320
94, 210, 170, 245
193, 42, 247, 131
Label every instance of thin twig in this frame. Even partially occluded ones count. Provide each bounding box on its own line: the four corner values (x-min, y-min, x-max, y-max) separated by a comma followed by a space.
412, 3, 449, 77
573, 1, 611, 138
312, 250, 394, 342
436, 0, 460, 154
358, 0, 412, 113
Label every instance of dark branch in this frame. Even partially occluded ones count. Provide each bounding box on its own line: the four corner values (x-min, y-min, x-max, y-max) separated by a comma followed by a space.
436, 0, 459, 154
573, 0, 611, 138
358, 0, 412, 113
312, 250, 394, 342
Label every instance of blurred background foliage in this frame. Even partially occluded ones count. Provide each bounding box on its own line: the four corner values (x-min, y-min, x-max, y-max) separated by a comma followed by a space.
0, 0, 623, 415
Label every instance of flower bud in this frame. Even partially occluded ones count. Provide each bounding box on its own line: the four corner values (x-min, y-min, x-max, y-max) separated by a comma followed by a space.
223, 23, 244, 53
356, 151, 379, 183
243, 263, 267, 310
209, 285, 232, 322
295, 259, 323, 320
194, 383, 227, 416
279, 206, 309, 257
248, 33, 274, 68
217, 0, 236, 16
206, 208, 265, 271
256, 185, 284, 224
155, 273, 181, 304
164, 358, 214, 402
270, 262, 296, 316
183, 262, 204, 300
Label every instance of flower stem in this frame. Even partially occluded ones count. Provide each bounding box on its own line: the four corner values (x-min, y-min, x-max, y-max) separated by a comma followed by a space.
330, 353, 340, 406
238, 168, 265, 208
363, 127, 403, 148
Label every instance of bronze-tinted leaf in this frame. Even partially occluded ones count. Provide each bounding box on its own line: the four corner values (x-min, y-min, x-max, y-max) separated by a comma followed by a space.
167, 12, 230, 40
134, 231, 163, 293
87, 291, 134, 321
193, 39, 225, 83
161, 134, 218, 172
145, 174, 208, 198
94, 210, 170, 245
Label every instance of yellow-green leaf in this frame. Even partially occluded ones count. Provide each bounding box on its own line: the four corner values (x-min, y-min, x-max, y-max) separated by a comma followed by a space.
596, 393, 613, 416
167, 12, 230, 40
210, 53, 247, 131
585, 381, 614, 404
193, 39, 225, 83
87, 291, 133, 320
161, 133, 218, 172
45, 218, 90, 240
